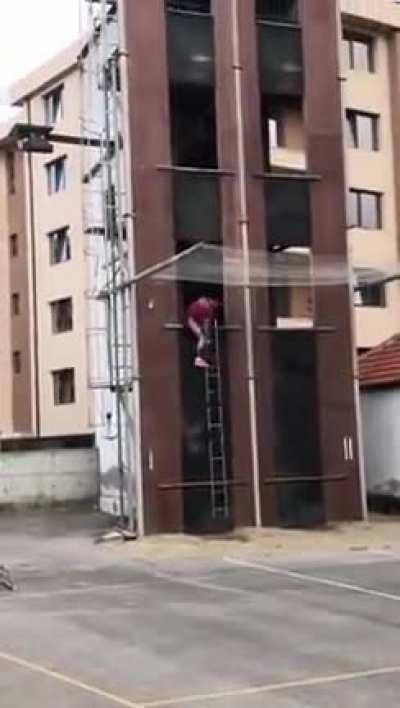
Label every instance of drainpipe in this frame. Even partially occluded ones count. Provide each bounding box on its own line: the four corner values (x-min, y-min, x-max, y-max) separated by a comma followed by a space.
26, 99, 41, 438
232, 0, 262, 528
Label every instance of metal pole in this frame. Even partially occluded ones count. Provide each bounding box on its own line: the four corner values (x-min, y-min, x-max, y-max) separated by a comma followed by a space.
110, 39, 135, 531
232, 0, 262, 528
119, 0, 145, 536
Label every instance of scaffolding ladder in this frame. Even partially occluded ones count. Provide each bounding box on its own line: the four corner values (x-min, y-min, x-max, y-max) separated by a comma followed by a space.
204, 321, 229, 520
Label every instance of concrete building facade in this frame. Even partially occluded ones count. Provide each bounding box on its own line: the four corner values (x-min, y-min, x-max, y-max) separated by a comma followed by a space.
3, 42, 90, 438
341, 0, 400, 350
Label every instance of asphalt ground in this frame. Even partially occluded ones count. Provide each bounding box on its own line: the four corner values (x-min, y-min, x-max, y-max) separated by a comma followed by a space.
0, 509, 400, 707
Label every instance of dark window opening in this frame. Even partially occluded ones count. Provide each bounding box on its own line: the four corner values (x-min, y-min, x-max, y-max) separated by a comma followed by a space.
354, 270, 386, 308
53, 368, 75, 406
347, 189, 382, 230
12, 351, 21, 375
170, 85, 217, 168
346, 110, 379, 151
344, 32, 375, 73
11, 293, 20, 316
167, 4, 218, 170
49, 227, 71, 264
50, 297, 73, 334
167, 11, 215, 87
265, 179, 311, 248
174, 172, 221, 244
6, 152, 16, 195
258, 24, 303, 96
9, 234, 18, 258
256, 0, 298, 23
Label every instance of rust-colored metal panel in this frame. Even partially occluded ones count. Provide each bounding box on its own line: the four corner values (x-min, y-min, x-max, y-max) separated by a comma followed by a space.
212, 0, 254, 526
300, 0, 363, 521
122, 0, 183, 533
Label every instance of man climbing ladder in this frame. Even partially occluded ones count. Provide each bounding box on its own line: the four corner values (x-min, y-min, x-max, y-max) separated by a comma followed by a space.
185, 296, 220, 368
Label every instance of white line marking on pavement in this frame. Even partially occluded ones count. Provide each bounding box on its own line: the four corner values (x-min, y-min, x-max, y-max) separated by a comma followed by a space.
142, 665, 400, 706
0, 650, 143, 708
224, 556, 400, 602
149, 569, 253, 596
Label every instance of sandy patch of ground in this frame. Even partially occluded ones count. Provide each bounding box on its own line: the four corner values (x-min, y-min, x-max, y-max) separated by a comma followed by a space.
110, 515, 400, 561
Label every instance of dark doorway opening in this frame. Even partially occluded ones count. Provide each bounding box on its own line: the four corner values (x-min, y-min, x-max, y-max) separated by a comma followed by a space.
270, 331, 324, 527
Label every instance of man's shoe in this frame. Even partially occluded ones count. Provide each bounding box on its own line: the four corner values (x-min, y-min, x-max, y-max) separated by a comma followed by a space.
195, 356, 210, 369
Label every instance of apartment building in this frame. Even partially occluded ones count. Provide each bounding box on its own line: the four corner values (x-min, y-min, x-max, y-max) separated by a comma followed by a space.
4, 41, 90, 438
341, 0, 400, 351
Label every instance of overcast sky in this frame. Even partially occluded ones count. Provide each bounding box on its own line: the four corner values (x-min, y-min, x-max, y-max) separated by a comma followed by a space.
0, 0, 84, 121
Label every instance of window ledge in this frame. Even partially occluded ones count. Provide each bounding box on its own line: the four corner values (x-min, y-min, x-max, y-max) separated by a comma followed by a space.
156, 164, 235, 176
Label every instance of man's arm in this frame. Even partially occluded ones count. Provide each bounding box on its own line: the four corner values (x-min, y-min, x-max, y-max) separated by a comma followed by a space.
187, 316, 203, 340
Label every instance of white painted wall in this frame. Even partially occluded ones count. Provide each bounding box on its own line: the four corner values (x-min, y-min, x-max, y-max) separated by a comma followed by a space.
0, 449, 99, 505
361, 387, 400, 494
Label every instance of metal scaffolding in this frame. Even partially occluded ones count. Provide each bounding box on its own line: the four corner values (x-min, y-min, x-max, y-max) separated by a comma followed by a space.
80, 0, 139, 532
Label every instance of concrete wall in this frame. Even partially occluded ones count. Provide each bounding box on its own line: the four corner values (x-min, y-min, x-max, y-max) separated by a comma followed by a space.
0, 448, 99, 506
0, 152, 13, 437
361, 387, 400, 494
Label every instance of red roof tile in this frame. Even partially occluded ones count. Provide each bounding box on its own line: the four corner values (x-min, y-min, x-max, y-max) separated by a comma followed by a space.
359, 334, 400, 389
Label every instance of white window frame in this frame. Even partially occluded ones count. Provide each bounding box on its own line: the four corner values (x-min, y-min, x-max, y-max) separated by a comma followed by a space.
43, 84, 64, 125
46, 157, 67, 195
49, 226, 71, 265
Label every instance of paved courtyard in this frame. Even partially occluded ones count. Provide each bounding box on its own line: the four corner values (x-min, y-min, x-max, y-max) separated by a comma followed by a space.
0, 509, 400, 707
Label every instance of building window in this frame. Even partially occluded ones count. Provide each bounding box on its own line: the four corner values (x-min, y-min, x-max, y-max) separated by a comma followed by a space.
344, 32, 374, 72
256, 0, 298, 23
6, 151, 16, 194
268, 116, 285, 149
167, 0, 210, 12
9, 234, 18, 258
12, 351, 21, 375
49, 227, 71, 264
354, 271, 386, 308
347, 189, 382, 230
50, 297, 73, 334
11, 293, 20, 316
167, 4, 218, 169
46, 157, 66, 194
43, 85, 64, 125
346, 110, 379, 151
52, 368, 75, 405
